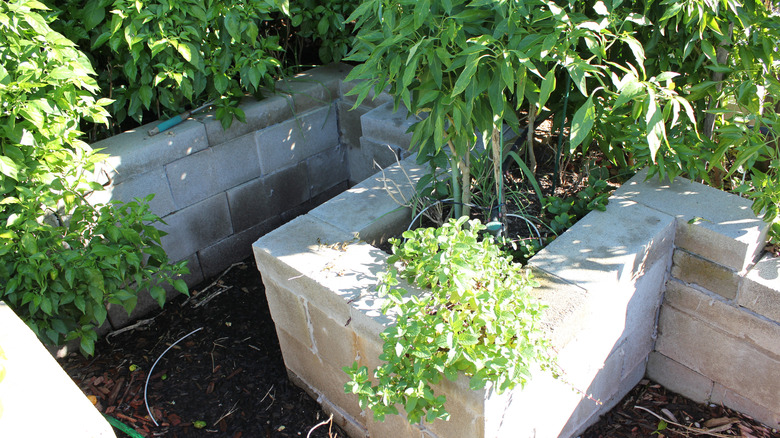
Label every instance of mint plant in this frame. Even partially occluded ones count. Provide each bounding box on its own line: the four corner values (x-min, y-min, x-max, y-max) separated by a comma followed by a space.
344, 217, 551, 424
0, 0, 188, 355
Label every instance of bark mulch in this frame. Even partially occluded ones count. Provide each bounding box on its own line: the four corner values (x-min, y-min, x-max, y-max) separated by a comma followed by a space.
58, 257, 778, 438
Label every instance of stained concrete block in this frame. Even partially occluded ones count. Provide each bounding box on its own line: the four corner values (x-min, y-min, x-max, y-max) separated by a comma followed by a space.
264, 278, 312, 348
309, 156, 426, 244
165, 132, 262, 208
198, 217, 280, 279
646, 350, 713, 404
360, 102, 417, 149
87, 167, 176, 218
664, 279, 780, 357
349, 137, 408, 185
655, 305, 780, 412
264, 162, 311, 214
711, 383, 780, 428
202, 94, 294, 146
306, 145, 348, 198
614, 168, 768, 272
671, 249, 740, 300
256, 104, 339, 175
337, 100, 368, 150
0, 302, 116, 438
308, 303, 358, 369
159, 194, 233, 262
226, 177, 273, 233
740, 254, 780, 323
530, 199, 676, 295
94, 118, 208, 185
276, 63, 348, 114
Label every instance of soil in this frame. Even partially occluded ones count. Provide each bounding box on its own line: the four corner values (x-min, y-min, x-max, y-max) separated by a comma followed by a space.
58, 257, 778, 438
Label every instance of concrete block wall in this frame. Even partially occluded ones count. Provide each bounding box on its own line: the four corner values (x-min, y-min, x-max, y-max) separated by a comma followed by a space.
87, 63, 409, 328
614, 172, 780, 428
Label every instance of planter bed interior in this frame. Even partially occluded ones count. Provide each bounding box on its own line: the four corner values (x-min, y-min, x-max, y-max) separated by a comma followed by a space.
253, 159, 780, 437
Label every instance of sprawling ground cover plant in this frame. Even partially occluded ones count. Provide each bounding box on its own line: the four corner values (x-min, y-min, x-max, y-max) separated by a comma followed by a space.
0, 0, 188, 355
345, 217, 551, 424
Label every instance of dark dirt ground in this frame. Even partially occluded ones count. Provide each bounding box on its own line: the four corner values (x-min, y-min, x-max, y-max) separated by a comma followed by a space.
58, 256, 778, 438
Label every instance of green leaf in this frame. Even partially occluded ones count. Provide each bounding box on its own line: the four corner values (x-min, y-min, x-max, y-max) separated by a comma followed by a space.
569, 95, 595, 153
645, 90, 666, 163
138, 85, 153, 109
452, 55, 479, 97
538, 68, 556, 112
0, 156, 19, 180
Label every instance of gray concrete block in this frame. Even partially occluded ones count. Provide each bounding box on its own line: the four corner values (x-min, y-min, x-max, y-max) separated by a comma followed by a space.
276, 63, 348, 114
740, 254, 780, 323
265, 162, 310, 214
614, 168, 768, 272
265, 280, 312, 348
360, 102, 418, 150
0, 302, 116, 438
655, 305, 780, 411
310, 180, 349, 210
349, 137, 408, 185
159, 194, 233, 262
227, 177, 273, 233
337, 100, 366, 151
306, 145, 348, 198
198, 217, 281, 279
711, 383, 780, 428
88, 167, 176, 218
93, 118, 208, 185
256, 104, 339, 175
664, 279, 780, 357
671, 249, 740, 300
165, 132, 263, 208
646, 351, 713, 403
202, 94, 294, 146
308, 303, 358, 369
530, 199, 676, 294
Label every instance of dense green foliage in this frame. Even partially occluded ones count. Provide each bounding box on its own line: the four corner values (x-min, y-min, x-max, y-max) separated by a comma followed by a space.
0, 0, 188, 355
345, 217, 550, 424
344, 0, 780, 237
47, 0, 356, 132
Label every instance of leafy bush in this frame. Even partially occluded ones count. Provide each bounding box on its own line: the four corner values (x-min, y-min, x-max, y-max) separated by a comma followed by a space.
0, 0, 188, 355
47, 0, 355, 133
344, 217, 551, 424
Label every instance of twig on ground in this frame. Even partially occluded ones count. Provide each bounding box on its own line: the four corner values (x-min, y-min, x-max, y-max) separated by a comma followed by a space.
181, 262, 245, 307
634, 406, 734, 437
307, 413, 334, 438
214, 401, 240, 426
259, 385, 275, 411
106, 317, 156, 343
193, 286, 234, 308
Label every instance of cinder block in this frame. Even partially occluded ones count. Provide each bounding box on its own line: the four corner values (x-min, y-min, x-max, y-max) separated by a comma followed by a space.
711, 383, 780, 429
310, 181, 349, 209
308, 303, 358, 369
424, 393, 482, 438
202, 94, 294, 146
337, 100, 367, 150
348, 137, 408, 185
664, 279, 780, 357
159, 193, 233, 263
264, 162, 310, 215
360, 102, 418, 150
198, 217, 281, 279
365, 408, 420, 438
256, 104, 339, 175
94, 118, 208, 185
646, 351, 713, 403
87, 167, 176, 218
740, 254, 780, 323
309, 157, 425, 242
264, 277, 312, 348
107, 252, 202, 328
209, 131, 263, 186
317, 397, 370, 438
655, 306, 780, 411
276, 328, 364, 421
671, 249, 740, 300
226, 177, 273, 234
0, 302, 117, 438
613, 168, 768, 272
276, 63, 348, 114
306, 145, 348, 198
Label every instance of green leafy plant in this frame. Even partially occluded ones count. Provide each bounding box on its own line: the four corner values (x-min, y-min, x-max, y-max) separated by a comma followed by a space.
0, 0, 188, 355
344, 217, 551, 424
542, 180, 611, 235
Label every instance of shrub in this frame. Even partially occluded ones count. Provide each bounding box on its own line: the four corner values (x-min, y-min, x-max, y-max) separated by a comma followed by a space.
0, 0, 188, 355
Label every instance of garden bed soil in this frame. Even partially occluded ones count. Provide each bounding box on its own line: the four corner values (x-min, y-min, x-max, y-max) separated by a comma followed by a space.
58, 257, 777, 438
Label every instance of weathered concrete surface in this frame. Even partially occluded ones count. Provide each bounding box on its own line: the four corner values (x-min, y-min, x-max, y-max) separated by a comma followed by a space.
0, 302, 115, 438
